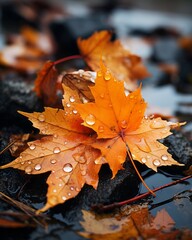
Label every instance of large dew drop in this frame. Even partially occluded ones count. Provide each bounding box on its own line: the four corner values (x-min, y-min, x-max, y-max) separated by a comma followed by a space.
85, 114, 96, 126
49, 195, 58, 206
153, 159, 161, 166
38, 114, 45, 122
104, 71, 111, 80
136, 138, 151, 153
53, 147, 61, 154
29, 144, 36, 150
69, 96, 75, 103
50, 159, 57, 164
150, 120, 165, 129
121, 120, 128, 129
34, 164, 42, 171
141, 157, 147, 163
25, 166, 32, 174
161, 154, 168, 161
63, 163, 73, 173
98, 126, 104, 133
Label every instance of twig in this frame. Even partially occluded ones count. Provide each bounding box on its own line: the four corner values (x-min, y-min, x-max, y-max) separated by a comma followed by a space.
54, 55, 82, 65
92, 175, 191, 212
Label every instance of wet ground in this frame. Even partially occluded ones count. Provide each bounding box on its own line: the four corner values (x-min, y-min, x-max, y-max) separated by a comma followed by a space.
0, 1, 192, 239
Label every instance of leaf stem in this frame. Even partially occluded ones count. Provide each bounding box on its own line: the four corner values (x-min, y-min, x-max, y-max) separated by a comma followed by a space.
92, 175, 191, 212
53, 55, 82, 66
125, 143, 155, 196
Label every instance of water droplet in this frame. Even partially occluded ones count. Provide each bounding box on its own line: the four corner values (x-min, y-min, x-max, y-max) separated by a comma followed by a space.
97, 70, 102, 77
50, 159, 57, 164
121, 120, 128, 129
144, 115, 148, 120
53, 189, 57, 193
69, 96, 75, 103
25, 166, 32, 174
38, 114, 45, 122
34, 164, 41, 171
85, 114, 95, 126
19, 155, 22, 159
141, 157, 147, 163
49, 195, 58, 206
75, 187, 80, 192
21, 161, 25, 165
150, 120, 164, 129
132, 154, 136, 159
136, 138, 151, 153
98, 126, 104, 133
62, 196, 67, 201
73, 154, 87, 164
63, 163, 73, 173
129, 94, 134, 99
153, 159, 161, 166
100, 93, 105, 99
70, 186, 74, 191
81, 170, 86, 176
53, 134, 58, 138
29, 144, 36, 150
73, 109, 78, 114
59, 183, 63, 187
66, 103, 71, 108
53, 147, 61, 154
104, 71, 111, 80
149, 115, 154, 119
161, 154, 168, 161
28, 161, 32, 164
68, 192, 71, 196
64, 141, 67, 145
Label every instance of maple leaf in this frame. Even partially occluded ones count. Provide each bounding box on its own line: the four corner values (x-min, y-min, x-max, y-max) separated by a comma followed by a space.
75, 64, 183, 177
34, 61, 62, 107
62, 69, 95, 103
0, 85, 101, 212
77, 30, 150, 90
79, 206, 182, 240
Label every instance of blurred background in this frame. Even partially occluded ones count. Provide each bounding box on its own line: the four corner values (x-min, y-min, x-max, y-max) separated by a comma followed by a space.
0, 0, 192, 134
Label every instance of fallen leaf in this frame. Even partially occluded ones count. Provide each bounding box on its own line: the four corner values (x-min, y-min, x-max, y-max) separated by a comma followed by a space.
0, 45, 43, 73
151, 208, 175, 230
0, 64, 184, 212
34, 61, 61, 107
0, 27, 53, 73
79, 206, 186, 240
77, 30, 150, 90
75, 63, 183, 177
62, 69, 95, 102
21, 26, 53, 55
9, 133, 30, 157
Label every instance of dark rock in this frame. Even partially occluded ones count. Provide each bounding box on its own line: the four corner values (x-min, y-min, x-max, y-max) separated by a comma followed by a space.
50, 15, 113, 59
152, 38, 179, 63
0, 71, 43, 129
175, 48, 192, 93
163, 130, 192, 168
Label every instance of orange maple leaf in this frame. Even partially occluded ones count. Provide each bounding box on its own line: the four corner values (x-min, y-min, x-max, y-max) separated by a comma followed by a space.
77, 30, 150, 90
75, 64, 183, 177
0, 64, 184, 212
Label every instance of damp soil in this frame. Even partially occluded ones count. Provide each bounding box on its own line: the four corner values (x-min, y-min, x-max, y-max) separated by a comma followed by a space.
0, 2, 192, 239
